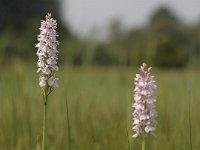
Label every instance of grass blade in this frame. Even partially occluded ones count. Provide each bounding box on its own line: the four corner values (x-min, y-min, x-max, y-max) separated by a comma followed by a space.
188, 100, 193, 150
126, 127, 131, 150
65, 96, 71, 150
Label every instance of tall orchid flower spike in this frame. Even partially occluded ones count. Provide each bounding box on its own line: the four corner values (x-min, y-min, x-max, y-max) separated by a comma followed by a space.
36, 13, 59, 93
36, 13, 59, 150
132, 63, 157, 150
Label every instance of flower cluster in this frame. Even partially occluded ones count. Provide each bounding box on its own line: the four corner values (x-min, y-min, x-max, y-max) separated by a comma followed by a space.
132, 63, 157, 138
36, 13, 59, 90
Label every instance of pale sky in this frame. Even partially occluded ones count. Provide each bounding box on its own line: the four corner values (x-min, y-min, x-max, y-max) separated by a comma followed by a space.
61, 0, 200, 38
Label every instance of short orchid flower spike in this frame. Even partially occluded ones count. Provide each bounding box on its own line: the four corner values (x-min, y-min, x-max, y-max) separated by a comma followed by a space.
132, 63, 157, 138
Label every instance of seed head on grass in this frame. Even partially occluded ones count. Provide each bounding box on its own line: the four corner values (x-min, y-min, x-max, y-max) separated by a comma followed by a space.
36, 13, 59, 93
132, 63, 157, 138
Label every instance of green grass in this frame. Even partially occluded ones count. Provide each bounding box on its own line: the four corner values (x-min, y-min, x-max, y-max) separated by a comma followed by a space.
0, 64, 199, 150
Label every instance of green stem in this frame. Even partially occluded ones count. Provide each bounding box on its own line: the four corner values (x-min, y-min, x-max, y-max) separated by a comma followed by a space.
42, 94, 48, 150
142, 135, 145, 150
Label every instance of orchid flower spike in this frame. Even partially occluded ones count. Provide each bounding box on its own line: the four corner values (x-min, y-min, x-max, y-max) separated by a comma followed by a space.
132, 63, 157, 138
36, 13, 59, 93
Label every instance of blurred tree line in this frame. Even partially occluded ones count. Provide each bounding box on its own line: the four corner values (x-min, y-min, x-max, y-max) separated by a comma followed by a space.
1, 1, 200, 68
66, 7, 200, 68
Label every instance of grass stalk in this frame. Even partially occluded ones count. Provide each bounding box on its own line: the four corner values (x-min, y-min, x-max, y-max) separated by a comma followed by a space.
65, 96, 71, 150
126, 127, 130, 150
187, 74, 193, 150
188, 100, 193, 150
90, 136, 94, 150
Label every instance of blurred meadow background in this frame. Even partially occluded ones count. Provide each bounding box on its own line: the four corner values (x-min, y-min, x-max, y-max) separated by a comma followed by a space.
1, 0, 200, 149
